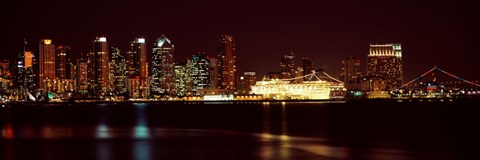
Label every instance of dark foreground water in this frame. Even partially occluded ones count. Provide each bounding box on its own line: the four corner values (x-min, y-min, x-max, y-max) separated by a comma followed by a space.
1, 100, 479, 160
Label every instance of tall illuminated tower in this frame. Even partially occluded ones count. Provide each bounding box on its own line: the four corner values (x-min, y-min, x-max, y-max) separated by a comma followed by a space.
151, 35, 175, 96
127, 38, 148, 98
280, 51, 295, 80
55, 45, 71, 80
217, 35, 236, 91
188, 52, 211, 95
89, 37, 110, 95
367, 43, 403, 90
302, 58, 313, 81
39, 39, 56, 93
340, 56, 362, 90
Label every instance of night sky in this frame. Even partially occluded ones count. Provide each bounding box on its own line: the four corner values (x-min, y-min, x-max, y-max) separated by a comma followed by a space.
1, 0, 479, 81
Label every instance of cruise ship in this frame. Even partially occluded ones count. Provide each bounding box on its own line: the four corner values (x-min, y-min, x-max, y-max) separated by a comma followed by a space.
251, 72, 346, 100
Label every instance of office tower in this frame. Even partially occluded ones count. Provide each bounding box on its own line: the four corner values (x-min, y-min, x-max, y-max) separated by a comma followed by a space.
340, 56, 362, 90
217, 35, 236, 90
280, 51, 295, 80
209, 57, 219, 89
17, 51, 36, 100
237, 72, 256, 95
302, 58, 313, 81
76, 54, 88, 94
127, 38, 148, 98
0, 60, 12, 92
188, 52, 211, 95
88, 37, 110, 96
367, 44, 403, 90
56, 45, 71, 80
111, 47, 127, 96
174, 63, 188, 97
151, 35, 175, 97
39, 39, 56, 93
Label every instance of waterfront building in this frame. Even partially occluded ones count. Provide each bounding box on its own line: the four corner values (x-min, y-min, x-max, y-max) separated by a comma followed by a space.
302, 58, 313, 81
340, 56, 362, 90
126, 38, 148, 98
88, 37, 110, 96
39, 39, 56, 93
174, 63, 189, 97
76, 54, 88, 94
280, 51, 295, 80
367, 44, 403, 90
217, 35, 236, 91
111, 47, 127, 96
151, 35, 175, 97
188, 52, 211, 95
237, 72, 256, 95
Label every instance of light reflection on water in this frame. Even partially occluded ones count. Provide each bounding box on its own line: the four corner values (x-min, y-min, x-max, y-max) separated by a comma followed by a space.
0, 102, 459, 159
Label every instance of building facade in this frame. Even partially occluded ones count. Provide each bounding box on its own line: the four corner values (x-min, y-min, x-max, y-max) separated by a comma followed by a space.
302, 58, 313, 81
39, 39, 56, 93
280, 51, 295, 80
188, 52, 211, 95
88, 37, 110, 96
217, 35, 236, 91
127, 38, 148, 98
237, 72, 256, 95
111, 47, 127, 96
367, 44, 403, 90
340, 56, 362, 90
151, 35, 175, 97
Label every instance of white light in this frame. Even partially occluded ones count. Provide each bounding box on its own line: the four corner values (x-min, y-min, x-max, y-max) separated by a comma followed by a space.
137, 38, 145, 43
99, 37, 107, 42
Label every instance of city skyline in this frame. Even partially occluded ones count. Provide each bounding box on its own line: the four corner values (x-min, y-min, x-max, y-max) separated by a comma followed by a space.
2, 0, 479, 81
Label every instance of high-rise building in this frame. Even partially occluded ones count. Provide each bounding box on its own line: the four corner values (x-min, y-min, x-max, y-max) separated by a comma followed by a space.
237, 72, 256, 95
17, 51, 36, 100
188, 52, 211, 95
55, 45, 71, 80
88, 37, 110, 96
111, 47, 127, 96
151, 35, 175, 97
76, 54, 88, 94
0, 60, 12, 92
280, 51, 295, 80
127, 38, 148, 98
217, 35, 236, 91
174, 63, 188, 97
209, 57, 219, 89
39, 39, 56, 93
367, 43, 403, 90
302, 58, 313, 81
340, 56, 362, 90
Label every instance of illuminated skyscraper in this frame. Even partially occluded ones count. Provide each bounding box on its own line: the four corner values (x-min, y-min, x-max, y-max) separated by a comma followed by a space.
302, 58, 313, 81
217, 35, 236, 91
39, 39, 56, 93
367, 43, 403, 90
127, 38, 148, 98
237, 72, 256, 95
0, 60, 12, 92
151, 35, 175, 96
88, 37, 110, 95
17, 50, 36, 100
280, 51, 295, 80
340, 56, 362, 90
174, 63, 188, 97
209, 57, 219, 89
188, 52, 211, 95
55, 45, 71, 80
76, 54, 88, 94
111, 47, 127, 96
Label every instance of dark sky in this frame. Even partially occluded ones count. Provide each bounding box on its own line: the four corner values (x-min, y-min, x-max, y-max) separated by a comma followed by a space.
1, 0, 479, 81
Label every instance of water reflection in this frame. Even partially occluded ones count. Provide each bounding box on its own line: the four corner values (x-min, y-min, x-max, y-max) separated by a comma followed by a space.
96, 104, 111, 139
133, 103, 150, 139
2, 123, 14, 139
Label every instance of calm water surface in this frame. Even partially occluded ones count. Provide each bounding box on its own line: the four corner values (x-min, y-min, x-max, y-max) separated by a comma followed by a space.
1, 100, 479, 159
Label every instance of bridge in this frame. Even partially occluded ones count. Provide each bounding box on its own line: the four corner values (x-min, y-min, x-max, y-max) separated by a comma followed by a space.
393, 66, 480, 98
